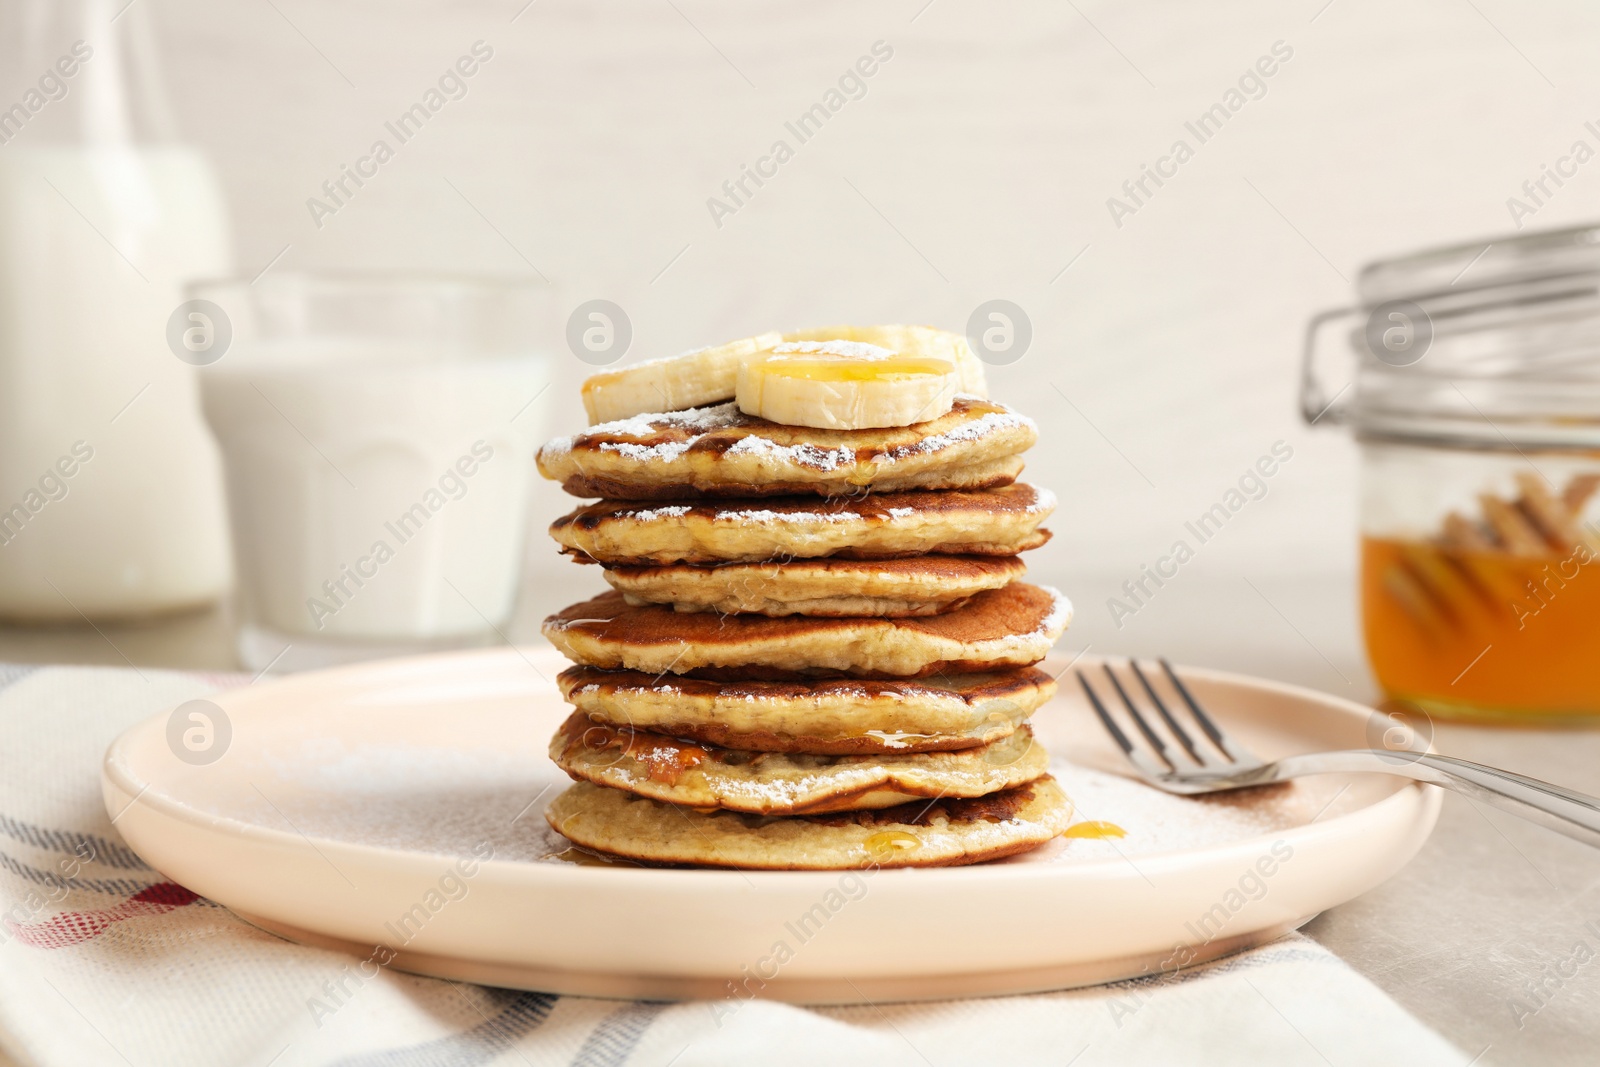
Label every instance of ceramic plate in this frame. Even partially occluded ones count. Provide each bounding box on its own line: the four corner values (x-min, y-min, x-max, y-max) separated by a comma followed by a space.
101, 648, 1439, 1003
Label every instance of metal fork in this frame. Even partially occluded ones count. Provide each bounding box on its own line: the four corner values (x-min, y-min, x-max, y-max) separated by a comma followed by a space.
1078, 659, 1600, 849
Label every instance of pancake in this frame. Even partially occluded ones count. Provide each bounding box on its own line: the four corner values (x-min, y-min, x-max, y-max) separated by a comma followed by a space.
536, 396, 1036, 499
551, 715, 1047, 814
557, 666, 1054, 753
550, 484, 1055, 566
604, 555, 1025, 617
543, 777, 1073, 869
543, 583, 1072, 678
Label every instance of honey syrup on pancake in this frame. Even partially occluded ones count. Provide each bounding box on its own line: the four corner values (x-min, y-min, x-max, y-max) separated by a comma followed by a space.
865, 830, 922, 858
556, 714, 711, 786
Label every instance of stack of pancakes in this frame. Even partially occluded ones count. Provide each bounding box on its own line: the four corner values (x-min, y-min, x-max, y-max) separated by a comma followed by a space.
535, 394, 1074, 869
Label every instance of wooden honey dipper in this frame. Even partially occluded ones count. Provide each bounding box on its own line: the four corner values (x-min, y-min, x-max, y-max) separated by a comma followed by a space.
1381, 472, 1600, 639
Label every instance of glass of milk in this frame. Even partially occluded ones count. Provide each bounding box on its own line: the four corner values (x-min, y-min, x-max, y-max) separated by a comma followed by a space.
193, 274, 554, 672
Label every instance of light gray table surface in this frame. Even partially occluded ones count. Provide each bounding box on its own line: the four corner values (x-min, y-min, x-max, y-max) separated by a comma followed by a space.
3, 568, 1594, 1066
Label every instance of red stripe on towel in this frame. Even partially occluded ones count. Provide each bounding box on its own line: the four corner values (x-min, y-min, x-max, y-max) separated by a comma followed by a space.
6, 882, 200, 948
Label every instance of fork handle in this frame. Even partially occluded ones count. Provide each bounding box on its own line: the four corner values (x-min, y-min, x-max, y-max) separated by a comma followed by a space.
1281, 750, 1600, 848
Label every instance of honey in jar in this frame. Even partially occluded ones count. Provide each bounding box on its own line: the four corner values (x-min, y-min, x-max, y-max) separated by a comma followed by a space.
1361, 471, 1600, 719
1301, 223, 1600, 722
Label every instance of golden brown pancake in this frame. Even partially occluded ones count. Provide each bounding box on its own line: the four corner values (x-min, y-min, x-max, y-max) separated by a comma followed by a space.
549, 484, 1055, 566
557, 666, 1055, 753
603, 554, 1025, 617
551, 714, 1048, 814
543, 777, 1073, 869
543, 583, 1072, 678
535, 396, 1036, 499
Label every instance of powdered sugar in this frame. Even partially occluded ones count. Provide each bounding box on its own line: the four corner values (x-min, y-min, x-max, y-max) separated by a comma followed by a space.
599, 440, 692, 462
624, 505, 692, 521
544, 399, 1028, 476
598, 402, 745, 438
724, 435, 856, 472
545, 403, 747, 458
980, 586, 1072, 655
883, 409, 1032, 462
606, 503, 863, 526
1034, 586, 1072, 637
713, 508, 859, 525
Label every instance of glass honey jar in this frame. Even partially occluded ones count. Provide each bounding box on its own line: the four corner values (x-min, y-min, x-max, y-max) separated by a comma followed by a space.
1303, 224, 1600, 722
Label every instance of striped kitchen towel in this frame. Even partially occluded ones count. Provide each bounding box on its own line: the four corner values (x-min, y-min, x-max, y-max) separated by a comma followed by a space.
0, 662, 1465, 1067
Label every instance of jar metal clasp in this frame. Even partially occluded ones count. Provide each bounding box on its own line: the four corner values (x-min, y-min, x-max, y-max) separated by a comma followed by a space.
1299, 304, 1363, 427
1300, 299, 1435, 427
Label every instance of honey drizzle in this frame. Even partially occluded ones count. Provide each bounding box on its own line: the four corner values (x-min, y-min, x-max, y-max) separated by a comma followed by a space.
1062, 821, 1126, 840
750, 355, 953, 383
864, 830, 921, 858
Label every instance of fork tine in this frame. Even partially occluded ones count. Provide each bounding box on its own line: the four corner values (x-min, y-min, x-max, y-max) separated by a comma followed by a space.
1129, 659, 1207, 766
1076, 670, 1132, 752
1102, 663, 1176, 771
1159, 658, 1259, 766
1076, 670, 1168, 781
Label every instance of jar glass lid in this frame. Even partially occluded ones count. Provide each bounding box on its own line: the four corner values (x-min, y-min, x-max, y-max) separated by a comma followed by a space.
1303, 223, 1600, 448
1358, 224, 1600, 304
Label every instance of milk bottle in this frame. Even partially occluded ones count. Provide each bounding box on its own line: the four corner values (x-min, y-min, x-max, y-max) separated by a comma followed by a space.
0, 1, 233, 618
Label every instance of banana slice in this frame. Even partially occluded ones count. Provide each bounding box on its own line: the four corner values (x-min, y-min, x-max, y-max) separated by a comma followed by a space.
783, 324, 987, 398
581, 332, 782, 424
736, 340, 958, 430
580, 325, 986, 425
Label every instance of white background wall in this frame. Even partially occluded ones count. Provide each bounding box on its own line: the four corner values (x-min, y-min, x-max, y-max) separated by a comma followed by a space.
147, 0, 1600, 680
